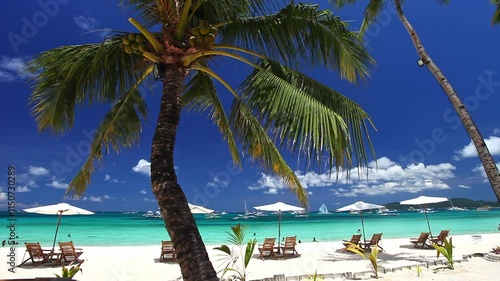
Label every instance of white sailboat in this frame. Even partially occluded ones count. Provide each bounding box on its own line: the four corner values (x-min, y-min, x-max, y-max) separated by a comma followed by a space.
318, 203, 330, 215
233, 201, 257, 219
447, 199, 469, 211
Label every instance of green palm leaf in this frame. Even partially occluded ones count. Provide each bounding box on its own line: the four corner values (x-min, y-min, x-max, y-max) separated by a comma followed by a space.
239, 59, 375, 173
28, 35, 145, 134
230, 100, 308, 205
493, 0, 500, 24
183, 70, 241, 166
67, 85, 149, 196
220, 2, 372, 83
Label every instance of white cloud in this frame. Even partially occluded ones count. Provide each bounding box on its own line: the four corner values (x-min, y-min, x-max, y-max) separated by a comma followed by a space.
248, 157, 455, 197
132, 159, 151, 176
104, 174, 120, 183
0, 192, 6, 202
140, 189, 147, 195
89, 196, 102, 202
16, 186, 31, 193
206, 176, 229, 188
29, 166, 49, 176
89, 195, 113, 202
47, 181, 69, 189
493, 128, 500, 135
454, 136, 500, 160
457, 184, 471, 189
73, 15, 110, 39
0, 56, 32, 82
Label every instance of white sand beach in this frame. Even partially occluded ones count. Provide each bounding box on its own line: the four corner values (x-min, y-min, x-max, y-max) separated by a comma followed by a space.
2, 233, 500, 281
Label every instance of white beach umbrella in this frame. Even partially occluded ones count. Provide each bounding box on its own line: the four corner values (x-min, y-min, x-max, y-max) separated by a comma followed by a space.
24, 202, 94, 251
336, 201, 385, 243
400, 196, 448, 236
188, 203, 214, 214
254, 201, 305, 253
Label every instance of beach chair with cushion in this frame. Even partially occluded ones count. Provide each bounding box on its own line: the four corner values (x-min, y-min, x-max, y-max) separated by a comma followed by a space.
160, 240, 176, 262
410, 232, 430, 248
20, 242, 56, 266
359, 233, 384, 252
342, 234, 362, 252
258, 237, 277, 259
429, 230, 449, 246
281, 236, 300, 257
58, 241, 83, 264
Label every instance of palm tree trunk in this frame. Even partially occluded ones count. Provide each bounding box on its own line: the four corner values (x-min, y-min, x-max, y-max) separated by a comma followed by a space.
150, 66, 218, 280
394, 0, 500, 202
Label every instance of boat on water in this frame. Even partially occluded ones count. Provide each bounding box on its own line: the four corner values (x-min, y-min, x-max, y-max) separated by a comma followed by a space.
143, 210, 162, 218
293, 210, 309, 218
447, 199, 469, 211
476, 204, 491, 212
233, 201, 258, 219
318, 203, 330, 215
377, 207, 399, 216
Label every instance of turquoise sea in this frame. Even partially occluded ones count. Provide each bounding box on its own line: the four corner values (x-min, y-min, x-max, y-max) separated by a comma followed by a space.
3, 209, 500, 247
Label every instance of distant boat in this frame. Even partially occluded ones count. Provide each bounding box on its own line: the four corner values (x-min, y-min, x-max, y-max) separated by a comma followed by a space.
143, 210, 162, 218
447, 199, 469, 211
233, 201, 257, 219
476, 204, 491, 212
318, 203, 330, 215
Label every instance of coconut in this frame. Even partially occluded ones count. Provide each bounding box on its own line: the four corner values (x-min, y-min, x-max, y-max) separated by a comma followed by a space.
124, 46, 133, 54
205, 33, 216, 45
199, 21, 210, 35
189, 36, 197, 46
192, 27, 201, 37
122, 37, 131, 45
210, 27, 218, 36
131, 42, 139, 50
135, 34, 145, 43
127, 33, 136, 41
138, 44, 146, 52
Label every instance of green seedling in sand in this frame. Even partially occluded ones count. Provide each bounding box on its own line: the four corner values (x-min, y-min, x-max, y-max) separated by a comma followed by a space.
302, 270, 324, 281
415, 265, 423, 277
346, 243, 380, 279
54, 263, 83, 279
214, 224, 257, 281
431, 237, 454, 270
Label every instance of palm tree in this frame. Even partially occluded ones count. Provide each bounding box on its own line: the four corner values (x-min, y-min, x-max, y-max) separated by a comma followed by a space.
28, 1, 375, 280
332, 0, 500, 202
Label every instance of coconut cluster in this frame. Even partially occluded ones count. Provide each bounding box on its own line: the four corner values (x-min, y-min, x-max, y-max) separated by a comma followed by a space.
189, 21, 217, 48
122, 33, 148, 55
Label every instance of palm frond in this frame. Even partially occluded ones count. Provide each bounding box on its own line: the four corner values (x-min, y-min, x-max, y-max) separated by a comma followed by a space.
124, 0, 177, 27
230, 100, 308, 206
182, 70, 241, 166
358, 0, 385, 36
190, 0, 281, 25
220, 2, 373, 83
28, 35, 145, 133
67, 86, 149, 196
239, 59, 375, 173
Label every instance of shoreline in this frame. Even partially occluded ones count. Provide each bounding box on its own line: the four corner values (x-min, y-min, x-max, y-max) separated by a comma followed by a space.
2, 233, 500, 280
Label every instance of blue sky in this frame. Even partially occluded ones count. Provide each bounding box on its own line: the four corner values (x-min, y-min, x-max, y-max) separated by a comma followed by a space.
1, 0, 499, 212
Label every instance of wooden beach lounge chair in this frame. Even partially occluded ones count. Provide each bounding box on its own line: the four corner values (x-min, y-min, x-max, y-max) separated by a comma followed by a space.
410, 232, 430, 248
160, 240, 176, 262
429, 229, 449, 246
359, 233, 384, 252
20, 242, 55, 266
281, 236, 300, 257
258, 238, 276, 259
58, 241, 83, 264
342, 234, 362, 252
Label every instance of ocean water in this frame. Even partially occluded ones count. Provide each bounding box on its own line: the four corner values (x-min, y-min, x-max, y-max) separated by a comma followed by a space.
3, 209, 500, 247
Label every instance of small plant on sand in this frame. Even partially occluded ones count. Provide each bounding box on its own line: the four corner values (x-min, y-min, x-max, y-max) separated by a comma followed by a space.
431, 237, 454, 270
214, 224, 257, 281
54, 262, 83, 279
346, 243, 380, 278
415, 265, 423, 277
301, 270, 324, 281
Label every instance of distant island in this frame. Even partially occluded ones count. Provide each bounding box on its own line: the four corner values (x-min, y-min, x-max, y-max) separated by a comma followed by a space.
384, 198, 500, 210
